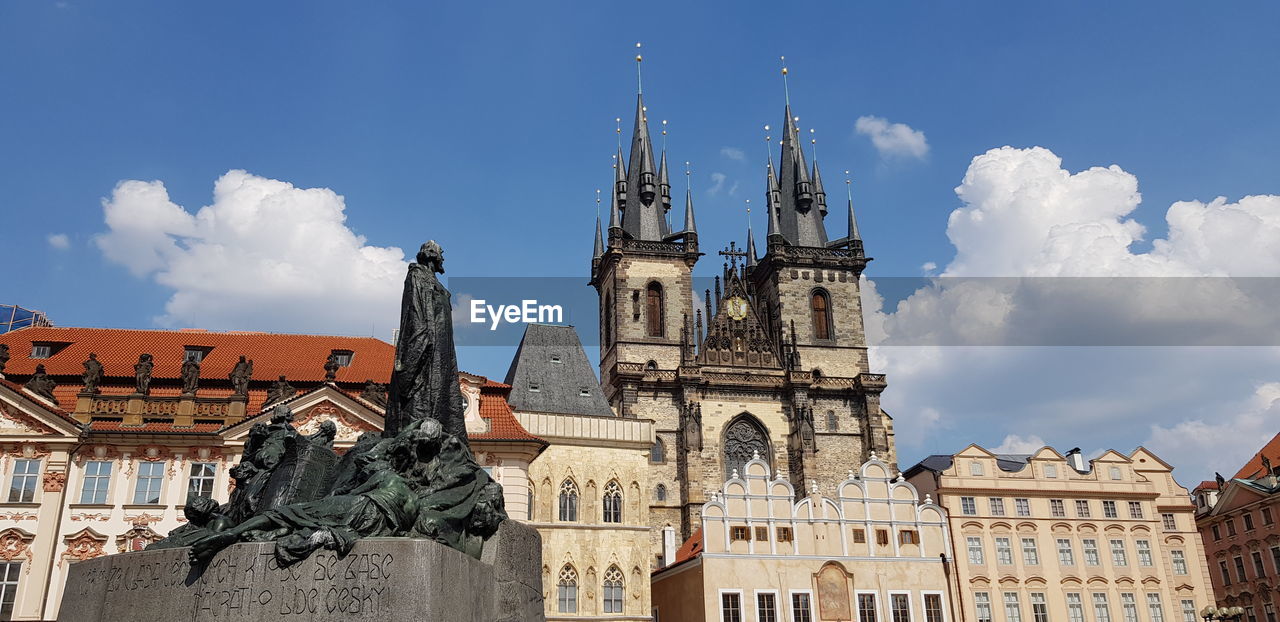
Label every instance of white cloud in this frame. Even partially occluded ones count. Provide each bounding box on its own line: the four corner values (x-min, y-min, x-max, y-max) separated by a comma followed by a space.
855, 115, 929, 160
95, 170, 406, 334
993, 434, 1047, 454
708, 172, 727, 196
1147, 382, 1280, 479
47, 234, 70, 250
720, 147, 745, 161
870, 146, 1280, 481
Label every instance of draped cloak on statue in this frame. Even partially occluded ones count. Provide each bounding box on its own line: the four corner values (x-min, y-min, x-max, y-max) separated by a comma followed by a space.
385, 258, 467, 443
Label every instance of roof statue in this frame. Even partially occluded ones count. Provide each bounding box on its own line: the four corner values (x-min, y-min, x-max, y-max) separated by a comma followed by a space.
150, 241, 508, 567
24, 364, 57, 404
180, 358, 200, 395
323, 352, 340, 382
228, 355, 252, 396
133, 353, 153, 396
266, 375, 296, 404
81, 353, 103, 395
0, 343, 10, 377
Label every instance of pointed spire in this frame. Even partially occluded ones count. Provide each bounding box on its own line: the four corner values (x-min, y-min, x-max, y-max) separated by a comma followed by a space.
766, 159, 782, 241
658, 145, 672, 213
846, 171, 862, 245
812, 157, 828, 216
614, 147, 627, 211
594, 190, 604, 259
621, 92, 665, 239
683, 161, 696, 234
746, 215, 758, 268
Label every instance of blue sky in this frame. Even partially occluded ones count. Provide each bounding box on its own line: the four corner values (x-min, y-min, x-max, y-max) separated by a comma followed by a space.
4, 1, 1280, 479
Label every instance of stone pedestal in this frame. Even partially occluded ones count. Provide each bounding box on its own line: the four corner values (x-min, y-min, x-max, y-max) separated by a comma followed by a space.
57, 521, 544, 622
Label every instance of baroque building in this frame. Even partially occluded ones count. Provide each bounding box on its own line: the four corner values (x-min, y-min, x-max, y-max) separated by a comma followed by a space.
905, 444, 1214, 622
590, 72, 894, 556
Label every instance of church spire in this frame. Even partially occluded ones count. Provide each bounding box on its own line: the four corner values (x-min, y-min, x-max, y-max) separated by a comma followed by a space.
768, 61, 829, 248
621, 92, 667, 239
594, 191, 605, 260
746, 204, 758, 268
683, 161, 697, 234
812, 157, 828, 216
846, 173, 863, 255
659, 145, 672, 215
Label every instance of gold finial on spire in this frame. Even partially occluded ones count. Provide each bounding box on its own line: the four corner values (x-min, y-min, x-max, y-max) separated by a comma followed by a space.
810, 128, 817, 160
845, 170, 854, 201
685, 160, 692, 192
635, 42, 644, 94
662, 119, 668, 150
596, 188, 602, 217
780, 55, 791, 106
615, 117, 622, 149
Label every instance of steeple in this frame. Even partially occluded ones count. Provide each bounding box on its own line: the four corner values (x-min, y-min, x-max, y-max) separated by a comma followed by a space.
614, 148, 627, 212
846, 174, 864, 256
765, 62, 830, 248
659, 148, 672, 216
683, 184, 697, 234
812, 159, 828, 216
766, 159, 783, 242
620, 93, 668, 240
746, 222, 758, 268
594, 214, 605, 259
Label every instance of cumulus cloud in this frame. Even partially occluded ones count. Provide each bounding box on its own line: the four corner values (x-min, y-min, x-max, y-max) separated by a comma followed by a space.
47, 234, 70, 250
855, 115, 929, 160
720, 147, 745, 161
993, 434, 1048, 454
95, 170, 406, 334
871, 146, 1280, 481
1147, 382, 1280, 479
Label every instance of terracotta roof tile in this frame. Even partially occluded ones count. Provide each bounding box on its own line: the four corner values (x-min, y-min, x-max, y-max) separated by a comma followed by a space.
1234, 431, 1280, 480
470, 378, 544, 445
657, 528, 703, 571
0, 378, 80, 425
86, 421, 223, 434
1195, 480, 1220, 490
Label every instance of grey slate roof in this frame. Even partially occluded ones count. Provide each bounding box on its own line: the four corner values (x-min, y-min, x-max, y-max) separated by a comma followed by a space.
906, 453, 1035, 475
503, 324, 614, 417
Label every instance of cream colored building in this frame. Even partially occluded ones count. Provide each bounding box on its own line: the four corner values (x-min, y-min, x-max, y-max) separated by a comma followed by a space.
652, 454, 953, 622
905, 445, 1214, 622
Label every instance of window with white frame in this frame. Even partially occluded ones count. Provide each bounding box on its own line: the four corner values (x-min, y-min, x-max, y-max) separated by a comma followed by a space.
187, 462, 216, 499
967, 537, 985, 565
79, 460, 112, 504
1067, 593, 1086, 622
720, 592, 742, 622
1021, 537, 1040, 565
602, 566, 624, 614
1057, 538, 1076, 565
1003, 592, 1023, 622
1128, 501, 1144, 519
974, 592, 993, 622
0, 561, 19, 620
755, 592, 777, 622
556, 566, 578, 613
1103, 500, 1118, 518
1162, 513, 1177, 530
890, 594, 910, 622
1147, 594, 1165, 622
1093, 593, 1113, 622
989, 498, 1006, 516
857, 593, 878, 622
1030, 593, 1049, 622
1136, 540, 1153, 566
961, 497, 977, 515
1082, 539, 1101, 565
1076, 500, 1091, 518
995, 537, 1013, 565
1181, 600, 1197, 622
923, 594, 944, 622
1110, 539, 1128, 566
133, 461, 164, 504
7, 459, 40, 503
1015, 498, 1031, 517
790, 592, 813, 622
1050, 499, 1066, 517
1121, 593, 1139, 622
1171, 550, 1188, 575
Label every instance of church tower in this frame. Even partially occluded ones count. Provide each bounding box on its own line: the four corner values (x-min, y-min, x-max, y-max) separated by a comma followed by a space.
591, 59, 895, 554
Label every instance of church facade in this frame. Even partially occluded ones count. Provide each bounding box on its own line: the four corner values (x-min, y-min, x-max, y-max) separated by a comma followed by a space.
589, 83, 896, 555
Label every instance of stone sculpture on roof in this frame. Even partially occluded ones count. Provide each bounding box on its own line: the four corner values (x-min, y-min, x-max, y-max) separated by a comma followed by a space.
133, 353, 153, 395
81, 353, 103, 394
180, 358, 200, 395
0, 343, 11, 377
228, 355, 252, 395
24, 364, 57, 404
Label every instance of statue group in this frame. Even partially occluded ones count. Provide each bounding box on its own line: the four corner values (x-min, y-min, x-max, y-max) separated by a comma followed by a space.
147, 241, 509, 566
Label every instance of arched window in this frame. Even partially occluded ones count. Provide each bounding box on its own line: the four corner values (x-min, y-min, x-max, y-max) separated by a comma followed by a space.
603, 291, 613, 346
645, 360, 658, 371
602, 480, 623, 523
722, 415, 769, 479
527, 482, 535, 521
646, 282, 664, 337
602, 566, 625, 614
650, 439, 665, 463
557, 565, 578, 613
558, 479, 578, 522
811, 290, 832, 340
826, 410, 838, 431
655, 484, 667, 502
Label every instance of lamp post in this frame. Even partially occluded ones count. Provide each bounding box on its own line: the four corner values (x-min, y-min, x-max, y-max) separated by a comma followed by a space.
1202, 606, 1246, 622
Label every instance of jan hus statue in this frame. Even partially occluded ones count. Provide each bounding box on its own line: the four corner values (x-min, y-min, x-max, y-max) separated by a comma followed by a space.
385, 240, 467, 443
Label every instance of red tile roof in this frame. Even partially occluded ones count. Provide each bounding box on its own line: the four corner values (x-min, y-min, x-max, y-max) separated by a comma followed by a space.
469, 377, 544, 445
1195, 480, 1220, 491
672, 528, 703, 565
0, 378, 80, 426
1234, 431, 1280, 480
86, 421, 223, 434
0, 326, 393, 385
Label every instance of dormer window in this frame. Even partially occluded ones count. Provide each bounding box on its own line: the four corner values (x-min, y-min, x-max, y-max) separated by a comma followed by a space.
184, 346, 213, 363
30, 344, 51, 359
550, 355, 563, 364
529, 384, 540, 393
330, 350, 354, 367
578, 388, 590, 397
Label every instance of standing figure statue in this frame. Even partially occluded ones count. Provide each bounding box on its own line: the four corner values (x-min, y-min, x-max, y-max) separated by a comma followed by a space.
229, 356, 253, 396
0, 343, 10, 377
323, 353, 340, 382
181, 358, 201, 395
82, 353, 104, 394
385, 241, 467, 443
134, 354, 154, 395
266, 375, 296, 405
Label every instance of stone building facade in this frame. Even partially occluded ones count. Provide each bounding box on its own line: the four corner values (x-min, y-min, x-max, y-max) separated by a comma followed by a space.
1195, 431, 1280, 618
0, 326, 542, 621
590, 82, 894, 557
906, 444, 1215, 622
651, 454, 952, 622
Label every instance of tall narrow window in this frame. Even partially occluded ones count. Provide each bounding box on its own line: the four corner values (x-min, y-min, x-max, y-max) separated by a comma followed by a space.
80, 461, 113, 504
0, 562, 19, 620
8, 459, 40, 503
602, 480, 623, 523
967, 537, 985, 564
1004, 592, 1023, 622
757, 592, 778, 622
857, 594, 878, 622
1021, 537, 1040, 565
891, 594, 911, 622
721, 593, 742, 622
975, 593, 993, 622
1093, 593, 1113, 622
133, 461, 164, 504
826, 411, 838, 431
187, 462, 216, 499
1147, 594, 1166, 622
1067, 593, 1086, 622
1110, 539, 1128, 566
655, 484, 667, 502
557, 565, 578, 613
558, 480, 578, 522
602, 566, 624, 614
1083, 539, 1101, 566
1057, 538, 1076, 565
650, 439, 665, 463
1030, 593, 1049, 622
1181, 600, 1198, 622
923, 594, 945, 622
811, 290, 832, 340
603, 292, 613, 346
995, 537, 1014, 565
1171, 550, 1188, 575
1136, 539, 1153, 566
791, 593, 812, 622
646, 282, 664, 337
1120, 594, 1138, 622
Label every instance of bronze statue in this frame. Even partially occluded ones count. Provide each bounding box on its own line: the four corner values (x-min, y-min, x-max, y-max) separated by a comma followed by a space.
385, 241, 467, 442
134, 354, 154, 395
266, 375, 295, 404
82, 353, 104, 394
323, 353, 340, 382
0, 343, 9, 377
147, 496, 232, 550
306, 420, 338, 449
360, 379, 388, 407
228, 356, 252, 395
24, 364, 57, 404
180, 358, 200, 395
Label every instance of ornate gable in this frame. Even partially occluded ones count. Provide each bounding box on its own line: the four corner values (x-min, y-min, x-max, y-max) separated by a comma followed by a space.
698, 271, 780, 369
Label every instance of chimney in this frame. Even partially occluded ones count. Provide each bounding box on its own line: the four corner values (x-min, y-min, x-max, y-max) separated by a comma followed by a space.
1065, 447, 1087, 472
662, 525, 677, 567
